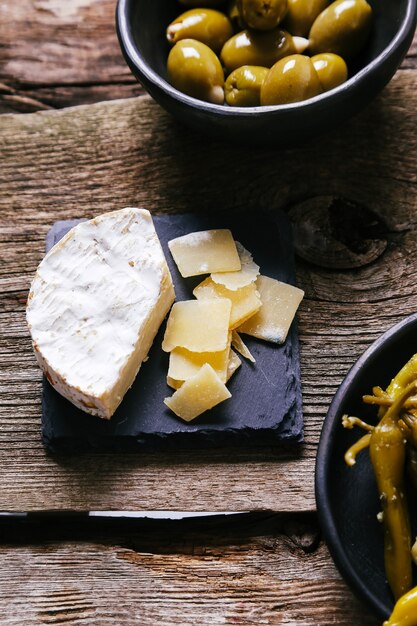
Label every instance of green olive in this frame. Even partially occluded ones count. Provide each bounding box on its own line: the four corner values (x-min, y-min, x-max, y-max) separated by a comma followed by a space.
167, 39, 224, 104
309, 0, 372, 59
227, 0, 246, 29
167, 9, 234, 54
220, 28, 307, 72
260, 54, 322, 104
237, 0, 288, 31
283, 0, 329, 36
225, 65, 268, 106
311, 53, 348, 91
228, 0, 240, 21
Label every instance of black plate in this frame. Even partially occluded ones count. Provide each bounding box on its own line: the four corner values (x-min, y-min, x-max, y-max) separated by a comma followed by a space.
315, 313, 417, 619
42, 211, 303, 453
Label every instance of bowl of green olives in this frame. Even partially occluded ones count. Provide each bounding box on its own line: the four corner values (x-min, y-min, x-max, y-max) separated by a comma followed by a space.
116, 0, 417, 144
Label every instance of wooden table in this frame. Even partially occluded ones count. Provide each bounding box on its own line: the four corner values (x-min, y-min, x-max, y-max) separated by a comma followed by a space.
1, 2, 416, 624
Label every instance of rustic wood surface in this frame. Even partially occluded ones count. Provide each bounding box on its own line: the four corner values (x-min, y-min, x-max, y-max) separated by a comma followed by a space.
0, 512, 379, 626
0, 0, 145, 114
1, 73, 416, 513
1, 1, 416, 623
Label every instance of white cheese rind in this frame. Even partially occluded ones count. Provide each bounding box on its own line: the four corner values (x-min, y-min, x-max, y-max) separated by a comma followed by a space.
27, 207, 175, 419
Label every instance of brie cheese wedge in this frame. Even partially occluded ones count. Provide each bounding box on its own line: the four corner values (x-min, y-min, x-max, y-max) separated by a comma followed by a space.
27, 207, 175, 419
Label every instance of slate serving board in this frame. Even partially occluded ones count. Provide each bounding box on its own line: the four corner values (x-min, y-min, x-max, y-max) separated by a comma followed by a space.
41, 211, 303, 452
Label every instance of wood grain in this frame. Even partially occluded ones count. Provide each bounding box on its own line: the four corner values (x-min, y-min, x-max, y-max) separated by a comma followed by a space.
0, 69, 416, 512
0, 512, 379, 626
1, 8, 416, 626
0, 0, 142, 114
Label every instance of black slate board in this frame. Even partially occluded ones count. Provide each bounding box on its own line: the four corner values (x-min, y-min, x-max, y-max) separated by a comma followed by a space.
41, 211, 303, 452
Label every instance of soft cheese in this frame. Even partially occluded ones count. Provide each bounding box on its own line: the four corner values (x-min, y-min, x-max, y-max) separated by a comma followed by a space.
26, 208, 175, 419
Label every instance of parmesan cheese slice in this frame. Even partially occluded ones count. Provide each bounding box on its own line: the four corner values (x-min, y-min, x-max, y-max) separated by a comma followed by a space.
238, 275, 304, 344
211, 242, 260, 290
167, 376, 182, 390
168, 229, 241, 277
164, 363, 232, 421
231, 331, 256, 363
193, 277, 261, 329
162, 298, 231, 352
226, 350, 241, 381
168, 333, 231, 384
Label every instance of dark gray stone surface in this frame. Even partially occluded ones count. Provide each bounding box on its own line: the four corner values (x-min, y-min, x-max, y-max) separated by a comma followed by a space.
42, 211, 303, 452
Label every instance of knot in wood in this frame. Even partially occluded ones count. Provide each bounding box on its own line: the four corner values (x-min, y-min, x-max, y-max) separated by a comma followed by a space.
289, 196, 387, 269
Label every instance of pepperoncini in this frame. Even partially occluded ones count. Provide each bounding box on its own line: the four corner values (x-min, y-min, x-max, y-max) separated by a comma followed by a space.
384, 585, 417, 626
369, 383, 415, 600
386, 354, 417, 399
342, 355, 417, 604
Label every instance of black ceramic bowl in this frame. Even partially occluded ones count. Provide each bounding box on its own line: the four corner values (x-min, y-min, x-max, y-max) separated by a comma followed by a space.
315, 313, 417, 620
116, 0, 417, 144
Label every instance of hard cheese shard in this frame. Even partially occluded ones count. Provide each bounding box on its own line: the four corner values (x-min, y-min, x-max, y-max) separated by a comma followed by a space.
167, 347, 240, 390
211, 242, 260, 290
164, 363, 232, 422
193, 276, 262, 329
26, 207, 175, 420
162, 298, 231, 352
231, 330, 256, 363
168, 333, 232, 385
168, 229, 241, 277
238, 275, 304, 344
226, 350, 241, 381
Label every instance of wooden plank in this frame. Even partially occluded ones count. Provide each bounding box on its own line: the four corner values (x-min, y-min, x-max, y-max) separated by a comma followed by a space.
0, 513, 379, 625
0, 81, 145, 115
0, 0, 416, 113
0, 0, 143, 114
0, 0, 130, 85
0, 70, 416, 512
